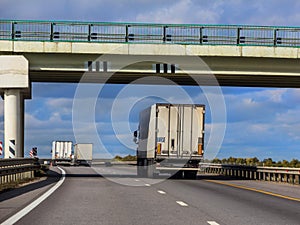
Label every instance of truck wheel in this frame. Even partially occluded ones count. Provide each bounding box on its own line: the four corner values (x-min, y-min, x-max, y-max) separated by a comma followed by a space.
184, 171, 197, 179
137, 166, 143, 177
137, 158, 145, 177
170, 171, 183, 179
153, 172, 159, 178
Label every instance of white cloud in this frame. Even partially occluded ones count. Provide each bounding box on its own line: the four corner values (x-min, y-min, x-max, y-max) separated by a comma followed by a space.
1, 0, 300, 27
136, 0, 222, 24
44, 98, 73, 116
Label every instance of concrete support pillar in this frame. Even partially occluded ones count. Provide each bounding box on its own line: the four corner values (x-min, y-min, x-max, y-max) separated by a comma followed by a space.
4, 89, 24, 158
0, 56, 30, 158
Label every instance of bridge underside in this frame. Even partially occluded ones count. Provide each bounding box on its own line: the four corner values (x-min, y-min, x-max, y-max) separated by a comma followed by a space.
25, 53, 300, 88
30, 71, 300, 88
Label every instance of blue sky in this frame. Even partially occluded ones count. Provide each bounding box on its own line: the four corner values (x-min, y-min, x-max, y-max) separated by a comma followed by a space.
0, 0, 300, 160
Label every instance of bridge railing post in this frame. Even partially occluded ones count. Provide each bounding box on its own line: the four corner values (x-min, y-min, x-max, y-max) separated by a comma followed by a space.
50, 22, 53, 41
237, 27, 241, 45
273, 28, 277, 46
125, 25, 129, 42
88, 24, 91, 42
163, 26, 167, 43
11, 21, 15, 40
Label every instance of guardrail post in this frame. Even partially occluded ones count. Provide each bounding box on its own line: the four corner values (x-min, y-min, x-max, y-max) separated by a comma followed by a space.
289, 174, 293, 184
284, 173, 287, 182
296, 175, 300, 184
279, 173, 282, 182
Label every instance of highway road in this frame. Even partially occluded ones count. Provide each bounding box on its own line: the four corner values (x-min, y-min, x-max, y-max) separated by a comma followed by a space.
1, 165, 300, 225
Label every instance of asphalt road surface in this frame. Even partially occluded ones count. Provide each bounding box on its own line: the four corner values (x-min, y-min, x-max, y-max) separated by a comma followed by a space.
1, 166, 300, 225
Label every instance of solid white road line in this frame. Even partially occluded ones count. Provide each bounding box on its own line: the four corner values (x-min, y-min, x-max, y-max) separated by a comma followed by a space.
207, 221, 220, 225
157, 190, 166, 195
176, 201, 188, 207
1, 167, 66, 225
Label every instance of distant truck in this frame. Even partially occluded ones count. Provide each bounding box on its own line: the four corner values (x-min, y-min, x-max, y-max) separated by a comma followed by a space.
74, 143, 93, 166
52, 141, 73, 160
134, 103, 205, 179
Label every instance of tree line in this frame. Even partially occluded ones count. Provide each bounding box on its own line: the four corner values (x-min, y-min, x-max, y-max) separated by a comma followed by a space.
209, 157, 300, 168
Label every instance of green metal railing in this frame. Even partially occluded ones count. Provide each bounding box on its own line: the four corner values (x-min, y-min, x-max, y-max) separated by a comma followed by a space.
1, 19, 300, 47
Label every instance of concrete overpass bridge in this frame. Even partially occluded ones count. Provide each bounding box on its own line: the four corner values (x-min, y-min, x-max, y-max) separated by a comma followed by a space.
1, 19, 300, 158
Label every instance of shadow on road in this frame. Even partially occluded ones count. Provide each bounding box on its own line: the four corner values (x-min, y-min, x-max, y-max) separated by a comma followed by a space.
0, 169, 61, 202
66, 174, 103, 178
197, 174, 247, 181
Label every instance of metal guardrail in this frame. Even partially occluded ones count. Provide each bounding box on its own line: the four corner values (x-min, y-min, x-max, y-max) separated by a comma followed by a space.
203, 163, 300, 185
0, 158, 41, 190
1, 20, 300, 47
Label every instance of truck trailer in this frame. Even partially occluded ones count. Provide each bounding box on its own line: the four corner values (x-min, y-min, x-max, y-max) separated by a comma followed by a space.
74, 143, 93, 166
51, 141, 73, 160
134, 103, 205, 179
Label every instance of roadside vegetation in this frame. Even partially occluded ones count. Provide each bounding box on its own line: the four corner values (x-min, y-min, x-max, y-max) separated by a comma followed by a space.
209, 157, 300, 168
113, 155, 137, 161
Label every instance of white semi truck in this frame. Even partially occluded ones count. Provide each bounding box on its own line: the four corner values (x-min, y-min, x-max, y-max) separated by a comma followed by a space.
52, 141, 73, 160
134, 103, 205, 179
74, 143, 93, 166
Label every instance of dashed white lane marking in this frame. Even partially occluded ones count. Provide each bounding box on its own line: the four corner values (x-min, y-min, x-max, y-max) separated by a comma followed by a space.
207, 221, 220, 225
157, 190, 166, 194
145, 183, 151, 186
1, 167, 66, 225
176, 201, 188, 207
134, 179, 140, 181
